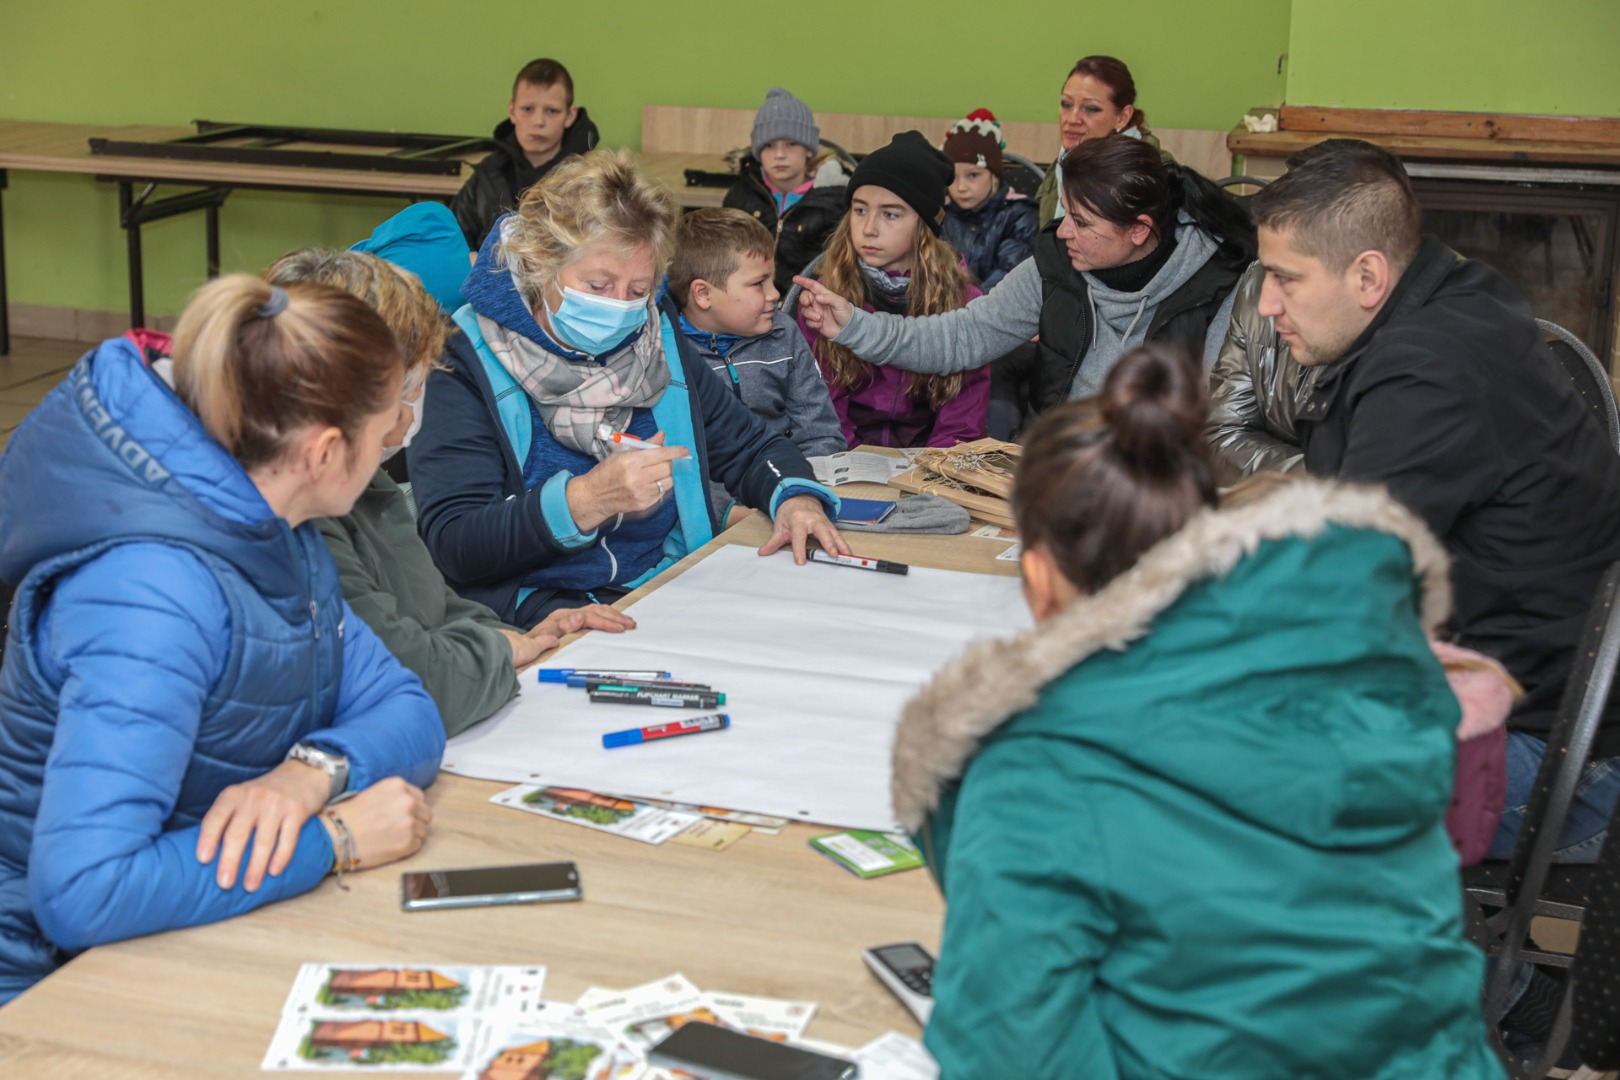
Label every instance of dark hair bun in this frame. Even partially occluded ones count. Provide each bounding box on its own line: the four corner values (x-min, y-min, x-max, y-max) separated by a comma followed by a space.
1098, 345, 1206, 474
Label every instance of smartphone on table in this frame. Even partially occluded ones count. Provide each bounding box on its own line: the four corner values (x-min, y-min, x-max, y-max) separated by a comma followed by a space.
649, 1021, 857, 1080
400, 861, 581, 911
862, 942, 935, 1024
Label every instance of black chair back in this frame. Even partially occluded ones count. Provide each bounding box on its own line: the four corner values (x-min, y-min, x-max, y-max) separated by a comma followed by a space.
1215, 174, 1271, 215
1570, 795, 1620, 1070
1539, 318, 1620, 454
1474, 562, 1620, 1012
1000, 152, 1046, 200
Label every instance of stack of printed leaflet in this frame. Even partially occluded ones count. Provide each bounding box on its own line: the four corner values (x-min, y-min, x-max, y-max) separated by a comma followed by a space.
808, 450, 914, 487
260, 963, 633, 1075
261, 964, 937, 1078
809, 830, 926, 878
490, 784, 787, 851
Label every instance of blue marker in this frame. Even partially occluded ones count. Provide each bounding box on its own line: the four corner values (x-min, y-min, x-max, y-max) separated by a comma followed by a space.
603, 712, 730, 748
538, 667, 672, 684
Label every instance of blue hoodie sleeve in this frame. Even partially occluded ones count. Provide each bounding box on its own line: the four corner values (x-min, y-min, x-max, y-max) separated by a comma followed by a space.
27, 545, 334, 953
301, 601, 445, 792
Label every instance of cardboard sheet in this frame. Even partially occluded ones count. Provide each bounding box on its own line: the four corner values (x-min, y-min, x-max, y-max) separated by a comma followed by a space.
441, 546, 1029, 830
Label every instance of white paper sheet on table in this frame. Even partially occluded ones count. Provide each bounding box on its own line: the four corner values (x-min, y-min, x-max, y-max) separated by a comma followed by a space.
442, 546, 1029, 830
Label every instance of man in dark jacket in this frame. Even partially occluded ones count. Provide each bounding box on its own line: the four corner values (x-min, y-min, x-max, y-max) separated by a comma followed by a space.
450, 58, 599, 250
1251, 139, 1620, 863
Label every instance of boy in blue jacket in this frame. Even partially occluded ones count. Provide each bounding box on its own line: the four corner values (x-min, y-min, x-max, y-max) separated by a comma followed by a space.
670, 209, 844, 520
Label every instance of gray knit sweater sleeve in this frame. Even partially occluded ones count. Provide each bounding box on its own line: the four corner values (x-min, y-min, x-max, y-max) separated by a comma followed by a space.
832, 257, 1044, 375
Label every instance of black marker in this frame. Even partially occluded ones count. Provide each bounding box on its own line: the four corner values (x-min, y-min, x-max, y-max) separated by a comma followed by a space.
588, 686, 726, 709
810, 549, 909, 576
570, 676, 713, 691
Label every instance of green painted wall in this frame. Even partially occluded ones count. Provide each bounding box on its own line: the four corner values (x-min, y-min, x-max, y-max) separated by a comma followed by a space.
0, 0, 1289, 319
1286, 0, 1620, 115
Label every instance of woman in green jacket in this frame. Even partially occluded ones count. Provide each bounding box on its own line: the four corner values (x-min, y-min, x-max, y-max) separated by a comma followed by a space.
892, 345, 1503, 1079
267, 249, 634, 736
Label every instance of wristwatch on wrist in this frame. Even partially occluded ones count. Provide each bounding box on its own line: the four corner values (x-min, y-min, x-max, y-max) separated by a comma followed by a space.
285, 742, 350, 803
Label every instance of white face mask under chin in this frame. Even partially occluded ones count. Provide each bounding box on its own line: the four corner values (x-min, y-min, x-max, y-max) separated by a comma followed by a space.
380, 394, 425, 463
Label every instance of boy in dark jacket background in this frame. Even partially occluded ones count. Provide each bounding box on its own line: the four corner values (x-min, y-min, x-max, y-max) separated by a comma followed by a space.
450, 58, 599, 250
723, 87, 849, 296
939, 109, 1037, 291
671, 209, 844, 520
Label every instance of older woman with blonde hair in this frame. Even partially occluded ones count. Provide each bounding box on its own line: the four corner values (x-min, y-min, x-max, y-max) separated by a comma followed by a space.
408, 150, 846, 627
266, 249, 634, 735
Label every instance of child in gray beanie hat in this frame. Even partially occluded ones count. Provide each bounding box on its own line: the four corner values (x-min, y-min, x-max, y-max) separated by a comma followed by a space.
724, 87, 850, 295
752, 87, 820, 160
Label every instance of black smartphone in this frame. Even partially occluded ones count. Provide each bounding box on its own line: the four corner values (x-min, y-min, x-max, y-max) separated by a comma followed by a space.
400, 861, 581, 911
648, 1022, 857, 1080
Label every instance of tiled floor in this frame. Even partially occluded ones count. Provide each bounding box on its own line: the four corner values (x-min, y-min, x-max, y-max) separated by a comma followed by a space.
0, 337, 88, 451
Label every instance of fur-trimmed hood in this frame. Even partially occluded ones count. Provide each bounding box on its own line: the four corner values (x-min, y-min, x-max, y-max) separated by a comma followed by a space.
892, 479, 1453, 831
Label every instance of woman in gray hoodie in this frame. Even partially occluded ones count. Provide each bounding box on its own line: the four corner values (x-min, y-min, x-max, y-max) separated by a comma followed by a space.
796, 136, 1254, 438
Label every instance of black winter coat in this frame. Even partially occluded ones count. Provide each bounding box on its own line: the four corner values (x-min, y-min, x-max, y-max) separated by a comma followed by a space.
449, 110, 600, 249
723, 156, 849, 296
1297, 235, 1620, 752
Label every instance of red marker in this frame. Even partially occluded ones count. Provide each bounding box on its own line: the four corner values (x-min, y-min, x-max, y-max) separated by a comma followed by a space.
602, 713, 730, 748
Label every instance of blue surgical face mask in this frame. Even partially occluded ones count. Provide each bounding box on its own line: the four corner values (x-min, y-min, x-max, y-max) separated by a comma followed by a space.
545, 286, 649, 356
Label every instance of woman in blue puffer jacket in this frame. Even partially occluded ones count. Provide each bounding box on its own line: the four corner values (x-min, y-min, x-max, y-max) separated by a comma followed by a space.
0, 276, 446, 1005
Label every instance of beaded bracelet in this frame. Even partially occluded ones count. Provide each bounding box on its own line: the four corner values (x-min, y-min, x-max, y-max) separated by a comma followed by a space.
324, 808, 360, 891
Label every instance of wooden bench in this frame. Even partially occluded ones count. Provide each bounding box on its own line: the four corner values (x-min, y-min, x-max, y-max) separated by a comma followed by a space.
643, 104, 1234, 181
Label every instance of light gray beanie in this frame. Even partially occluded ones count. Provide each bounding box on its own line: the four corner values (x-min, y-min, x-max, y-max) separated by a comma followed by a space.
751, 87, 819, 159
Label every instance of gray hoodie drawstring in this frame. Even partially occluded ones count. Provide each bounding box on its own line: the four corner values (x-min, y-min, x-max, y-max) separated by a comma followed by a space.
1119, 294, 1150, 351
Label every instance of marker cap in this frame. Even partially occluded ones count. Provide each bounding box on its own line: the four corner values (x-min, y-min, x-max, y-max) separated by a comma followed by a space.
602, 729, 646, 748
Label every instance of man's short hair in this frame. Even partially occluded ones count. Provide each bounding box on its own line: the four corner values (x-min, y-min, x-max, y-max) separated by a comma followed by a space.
512, 58, 574, 105
1252, 138, 1422, 273
669, 209, 776, 306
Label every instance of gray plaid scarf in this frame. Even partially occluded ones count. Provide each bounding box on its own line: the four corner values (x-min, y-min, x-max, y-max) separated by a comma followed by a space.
477, 310, 670, 459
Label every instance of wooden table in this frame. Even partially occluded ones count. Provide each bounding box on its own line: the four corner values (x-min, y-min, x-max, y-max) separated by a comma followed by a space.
0, 119, 730, 353
0, 486, 1017, 1077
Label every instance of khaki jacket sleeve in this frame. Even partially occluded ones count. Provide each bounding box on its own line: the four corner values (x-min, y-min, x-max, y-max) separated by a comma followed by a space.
318, 517, 519, 738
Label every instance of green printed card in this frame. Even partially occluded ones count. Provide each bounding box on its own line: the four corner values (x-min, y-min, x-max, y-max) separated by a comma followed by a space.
808, 830, 924, 879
